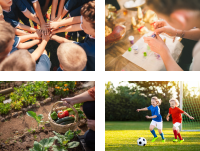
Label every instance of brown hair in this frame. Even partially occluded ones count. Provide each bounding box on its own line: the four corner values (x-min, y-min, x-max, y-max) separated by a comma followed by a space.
146, 0, 200, 15
81, 1, 95, 29
0, 49, 36, 71
0, 21, 15, 53
57, 42, 87, 71
151, 96, 162, 105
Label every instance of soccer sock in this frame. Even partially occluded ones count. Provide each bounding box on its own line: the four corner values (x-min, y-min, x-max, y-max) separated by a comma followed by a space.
177, 133, 183, 140
160, 132, 165, 140
150, 130, 157, 138
173, 130, 177, 139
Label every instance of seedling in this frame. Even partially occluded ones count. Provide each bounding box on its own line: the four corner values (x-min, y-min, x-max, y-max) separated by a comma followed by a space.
26, 111, 43, 129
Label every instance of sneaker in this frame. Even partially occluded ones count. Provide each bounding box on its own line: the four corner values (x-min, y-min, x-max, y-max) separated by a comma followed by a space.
162, 139, 166, 142
179, 139, 184, 143
173, 139, 178, 142
151, 137, 158, 142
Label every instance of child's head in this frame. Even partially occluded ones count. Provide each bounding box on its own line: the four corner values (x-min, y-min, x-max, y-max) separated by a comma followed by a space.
0, 5, 4, 21
0, 49, 36, 71
146, 0, 200, 30
169, 98, 179, 108
0, 0, 13, 8
0, 21, 15, 63
151, 96, 162, 106
57, 42, 87, 71
81, 1, 95, 37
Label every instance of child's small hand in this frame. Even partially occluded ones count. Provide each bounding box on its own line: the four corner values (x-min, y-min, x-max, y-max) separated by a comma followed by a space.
146, 116, 150, 119
45, 21, 59, 30
35, 29, 42, 39
136, 109, 140, 112
42, 32, 51, 42
166, 117, 169, 121
189, 116, 194, 120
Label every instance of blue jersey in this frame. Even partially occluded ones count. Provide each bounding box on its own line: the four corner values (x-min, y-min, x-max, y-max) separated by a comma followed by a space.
147, 105, 162, 122
64, 0, 92, 12
10, 36, 20, 54
3, 0, 35, 27
74, 34, 95, 71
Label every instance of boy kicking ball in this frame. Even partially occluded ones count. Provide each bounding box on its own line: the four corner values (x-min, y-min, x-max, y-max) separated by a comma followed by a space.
166, 98, 194, 143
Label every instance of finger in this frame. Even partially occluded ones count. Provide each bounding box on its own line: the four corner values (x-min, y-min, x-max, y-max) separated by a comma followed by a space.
154, 27, 165, 35
156, 34, 163, 41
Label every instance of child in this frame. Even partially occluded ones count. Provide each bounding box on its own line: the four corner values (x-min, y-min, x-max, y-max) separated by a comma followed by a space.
56, 42, 87, 71
0, 49, 36, 71
47, 1, 95, 71
136, 97, 166, 142
166, 98, 194, 143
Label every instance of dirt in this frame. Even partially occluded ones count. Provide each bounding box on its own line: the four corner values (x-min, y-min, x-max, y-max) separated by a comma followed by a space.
0, 82, 91, 151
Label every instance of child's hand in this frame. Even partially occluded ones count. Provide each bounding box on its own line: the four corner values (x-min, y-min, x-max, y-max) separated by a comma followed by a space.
146, 116, 150, 119
143, 34, 170, 57
166, 117, 169, 121
45, 21, 59, 30
154, 20, 176, 36
136, 109, 140, 112
42, 32, 51, 42
35, 29, 42, 39
189, 116, 194, 120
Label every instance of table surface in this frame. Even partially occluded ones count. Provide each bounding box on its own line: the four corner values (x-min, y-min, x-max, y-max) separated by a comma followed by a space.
105, 0, 182, 71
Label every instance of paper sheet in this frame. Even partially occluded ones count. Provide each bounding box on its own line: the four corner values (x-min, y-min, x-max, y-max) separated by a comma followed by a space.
122, 32, 184, 71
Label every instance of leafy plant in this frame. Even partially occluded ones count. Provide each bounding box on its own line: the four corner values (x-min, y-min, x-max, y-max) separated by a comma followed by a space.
26, 111, 44, 129
11, 101, 23, 110
0, 94, 5, 103
0, 103, 11, 115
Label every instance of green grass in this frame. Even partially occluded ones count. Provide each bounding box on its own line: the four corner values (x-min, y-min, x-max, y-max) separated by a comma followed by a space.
105, 121, 200, 151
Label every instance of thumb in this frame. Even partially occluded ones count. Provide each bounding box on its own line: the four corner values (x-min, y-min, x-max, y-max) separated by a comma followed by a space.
156, 34, 163, 41
155, 27, 165, 35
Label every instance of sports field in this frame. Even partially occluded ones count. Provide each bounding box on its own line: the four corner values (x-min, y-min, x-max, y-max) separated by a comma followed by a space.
105, 121, 200, 151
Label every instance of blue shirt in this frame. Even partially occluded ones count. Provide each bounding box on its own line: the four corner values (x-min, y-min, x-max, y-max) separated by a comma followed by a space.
3, 0, 35, 27
75, 35, 95, 71
64, 0, 92, 12
10, 36, 20, 54
147, 105, 162, 122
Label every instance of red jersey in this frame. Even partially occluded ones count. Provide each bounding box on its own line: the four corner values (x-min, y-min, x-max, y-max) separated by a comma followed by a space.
169, 107, 184, 124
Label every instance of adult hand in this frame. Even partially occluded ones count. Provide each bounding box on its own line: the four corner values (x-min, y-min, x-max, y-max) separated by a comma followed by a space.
143, 34, 170, 56
87, 119, 95, 131
154, 20, 176, 36
62, 98, 74, 108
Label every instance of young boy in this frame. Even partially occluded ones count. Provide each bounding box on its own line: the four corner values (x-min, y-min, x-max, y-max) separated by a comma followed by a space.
0, 0, 40, 32
56, 42, 87, 71
166, 98, 194, 143
144, 0, 200, 71
0, 49, 36, 71
47, 1, 95, 71
0, 21, 51, 71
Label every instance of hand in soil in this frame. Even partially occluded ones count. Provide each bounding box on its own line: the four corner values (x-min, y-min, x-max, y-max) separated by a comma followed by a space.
87, 119, 95, 131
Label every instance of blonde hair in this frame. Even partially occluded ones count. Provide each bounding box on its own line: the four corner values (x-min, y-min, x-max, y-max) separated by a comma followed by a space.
0, 49, 36, 71
57, 42, 87, 71
151, 96, 162, 105
169, 98, 179, 107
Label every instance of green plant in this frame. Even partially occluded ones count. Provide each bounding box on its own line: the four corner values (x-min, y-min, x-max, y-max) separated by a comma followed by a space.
11, 101, 23, 110
33, 135, 37, 140
52, 130, 81, 151
0, 94, 5, 103
0, 103, 11, 115
26, 111, 43, 129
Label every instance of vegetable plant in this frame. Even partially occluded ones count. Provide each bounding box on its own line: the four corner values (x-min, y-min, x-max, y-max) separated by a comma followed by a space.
0, 94, 5, 103
0, 103, 11, 115
11, 101, 23, 110
26, 111, 44, 129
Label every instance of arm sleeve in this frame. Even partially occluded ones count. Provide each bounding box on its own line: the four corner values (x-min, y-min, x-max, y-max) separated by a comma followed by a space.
30, 0, 38, 3
169, 108, 171, 114
88, 87, 95, 99
15, 0, 27, 12
74, 41, 95, 57
64, 0, 78, 12
147, 106, 151, 110
178, 108, 184, 113
4, 17, 20, 28
13, 36, 20, 48
154, 107, 159, 116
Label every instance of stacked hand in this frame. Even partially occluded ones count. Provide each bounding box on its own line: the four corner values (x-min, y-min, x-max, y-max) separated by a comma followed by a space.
87, 119, 95, 131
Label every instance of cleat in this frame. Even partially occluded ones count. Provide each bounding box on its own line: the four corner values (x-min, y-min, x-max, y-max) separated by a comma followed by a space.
173, 139, 178, 142
179, 139, 184, 143
151, 137, 158, 142
162, 139, 166, 142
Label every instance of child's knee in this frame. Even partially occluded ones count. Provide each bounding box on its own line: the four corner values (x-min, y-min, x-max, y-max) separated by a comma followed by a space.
173, 126, 177, 130
158, 129, 162, 133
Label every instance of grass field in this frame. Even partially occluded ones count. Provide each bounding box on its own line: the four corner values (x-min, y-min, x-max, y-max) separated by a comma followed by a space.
105, 121, 200, 151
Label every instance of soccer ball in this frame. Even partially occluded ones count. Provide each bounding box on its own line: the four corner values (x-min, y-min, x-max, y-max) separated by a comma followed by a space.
137, 137, 147, 146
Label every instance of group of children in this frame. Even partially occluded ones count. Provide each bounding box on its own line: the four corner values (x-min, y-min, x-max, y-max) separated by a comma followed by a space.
137, 97, 194, 143
0, 0, 95, 71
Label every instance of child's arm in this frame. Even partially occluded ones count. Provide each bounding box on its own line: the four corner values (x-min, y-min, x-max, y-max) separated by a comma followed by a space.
32, 1, 48, 35
15, 29, 30, 36
17, 23, 37, 33
31, 34, 50, 61
136, 108, 148, 112
23, 10, 40, 25
18, 32, 42, 43
51, 0, 59, 21
50, 35, 73, 43
53, 0, 66, 21
51, 24, 82, 34
166, 113, 170, 121
146, 115, 157, 119
47, 16, 81, 30
17, 40, 41, 49
41, 0, 51, 16
183, 112, 194, 120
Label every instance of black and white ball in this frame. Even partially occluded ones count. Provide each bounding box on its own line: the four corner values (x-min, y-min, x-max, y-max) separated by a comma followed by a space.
137, 137, 147, 146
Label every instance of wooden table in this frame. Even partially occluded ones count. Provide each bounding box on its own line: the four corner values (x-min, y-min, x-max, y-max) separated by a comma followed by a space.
105, 0, 182, 71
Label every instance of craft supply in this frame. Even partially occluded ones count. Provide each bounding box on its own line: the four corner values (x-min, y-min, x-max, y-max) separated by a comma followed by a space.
163, 37, 166, 43
132, 45, 139, 54
128, 47, 132, 52
151, 33, 156, 38
129, 36, 134, 44
143, 52, 147, 57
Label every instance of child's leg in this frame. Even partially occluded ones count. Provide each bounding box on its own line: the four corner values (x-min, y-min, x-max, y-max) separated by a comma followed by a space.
173, 126, 178, 139
158, 129, 165, 140
149, 121, 157, 138
177, 127, 183, 140
157, 121, 165, 140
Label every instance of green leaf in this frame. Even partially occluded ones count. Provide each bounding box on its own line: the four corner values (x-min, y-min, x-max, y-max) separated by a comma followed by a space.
39, 137, 56, 149
52, 145, 67, 151
68, 141, 79, 148
64, 130, 74, 140
33, 141, 43, 151
27, 111, 37, 119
